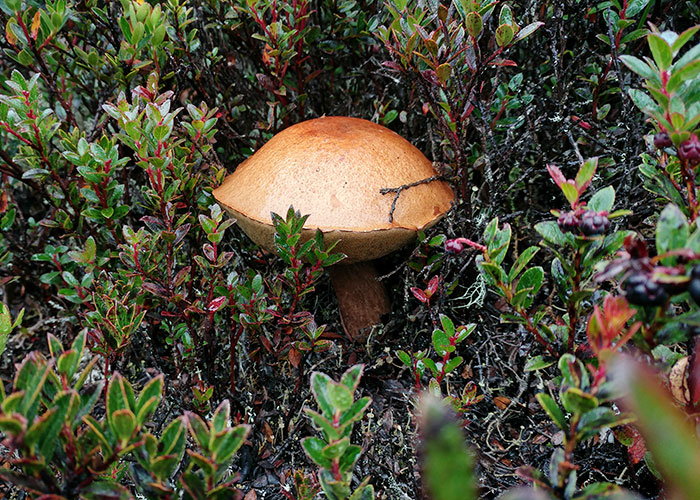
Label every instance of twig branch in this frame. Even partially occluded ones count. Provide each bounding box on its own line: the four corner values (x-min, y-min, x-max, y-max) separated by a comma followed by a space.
380, 175, 446, 222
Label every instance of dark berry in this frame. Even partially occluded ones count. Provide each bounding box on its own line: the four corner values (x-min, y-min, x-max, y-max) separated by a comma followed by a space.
678, 135, 700, 166
689, 278, 700, 306
579, 210, 610, 236
557, 212, 580, 233
691, 264, 700, 281
444, 239, 464, 254
624, 273, 669, 307
654, 132, 673, 149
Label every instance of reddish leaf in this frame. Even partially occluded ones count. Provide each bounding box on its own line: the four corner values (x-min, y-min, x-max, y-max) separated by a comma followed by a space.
427, 276, 440, 296
288, 347, 301, 368
411, 287, 428, 303
142, 282, 168, 298
208, 296, 227, 312
546, 164, 568, 189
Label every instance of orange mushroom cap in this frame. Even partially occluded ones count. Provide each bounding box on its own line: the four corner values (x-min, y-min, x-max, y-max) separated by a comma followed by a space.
213, 116, 454, 262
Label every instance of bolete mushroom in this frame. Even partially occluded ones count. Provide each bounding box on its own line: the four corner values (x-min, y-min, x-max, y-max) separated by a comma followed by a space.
213, 116, 454, 339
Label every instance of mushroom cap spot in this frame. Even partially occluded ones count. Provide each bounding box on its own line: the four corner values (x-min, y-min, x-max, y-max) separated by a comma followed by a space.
213, 116, 455, 261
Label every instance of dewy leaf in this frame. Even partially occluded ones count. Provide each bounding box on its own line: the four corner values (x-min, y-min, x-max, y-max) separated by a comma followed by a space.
515, 267, 544, 296
626, 0, 650, 17
327, 382, 353, 412
535, 221, 569, 246
627, 88, 657, 113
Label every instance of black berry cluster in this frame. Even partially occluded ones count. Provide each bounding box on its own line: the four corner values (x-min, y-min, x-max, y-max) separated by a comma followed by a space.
624, 264, 700, 307
557, 209, 610, 236
678, 135, 700, 167
624, 273, 669, 307
580, 211, 610, 236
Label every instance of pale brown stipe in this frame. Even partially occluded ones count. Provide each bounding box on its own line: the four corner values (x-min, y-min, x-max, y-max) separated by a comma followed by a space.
213, 116, 455, 339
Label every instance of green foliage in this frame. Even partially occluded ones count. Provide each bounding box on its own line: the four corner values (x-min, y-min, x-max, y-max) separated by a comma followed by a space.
622, 25, 700, 219
0, 333, 249, 499
419, 395, 476, 500
475, 158, 631, 356
376, 0, 543, 205
301, 365, 374, 500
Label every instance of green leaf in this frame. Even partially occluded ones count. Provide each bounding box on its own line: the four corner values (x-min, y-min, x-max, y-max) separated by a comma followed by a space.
524, 355, 555, 371
186, 412, 211, 450
106, 373, 136, 435
561, 387, 599, 415
310, 371, 334, 417
535, 221, 569, 246
323, 436, 350, 459
327, 382, 353, 412
307, 409, 341, 441
432, 329, 451, 356
515, 267, 544, 296
671, 26, 700, 54
619, 55, 657, 80
513, 22, 544, 43
444, 356, 463, 373
159, 416, 187, 459
626, 0, 650, 17
560, 182, 579, 207
667, 60, 700, 94
302, 436, 333, 469
340, 364, 364, 393
440, 314, 455, 337
536, 393, 567, 430
575, 157, 597, 191
397, 350, 412, 367
338, 397, 372, 430
648, 34, 673, 70
656, 204, 689, 262
213, 424, 249, 463
135, 375, 163, 424
81, 481, 134, 500
465, 12, 482, 38
111, 408, 137, 445
588, 186, 615, 212
436, 63, 451, 84
338, 443, 363, 473
495, 23, 514, 46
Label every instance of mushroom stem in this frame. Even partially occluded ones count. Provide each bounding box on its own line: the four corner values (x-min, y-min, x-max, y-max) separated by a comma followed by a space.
327, 261, 391, 341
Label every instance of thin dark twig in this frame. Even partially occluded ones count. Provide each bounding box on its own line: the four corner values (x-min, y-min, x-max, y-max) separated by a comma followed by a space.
380, 175, 446, 222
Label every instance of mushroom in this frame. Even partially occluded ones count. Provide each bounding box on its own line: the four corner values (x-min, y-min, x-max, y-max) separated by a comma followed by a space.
213, 116, 454, 339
